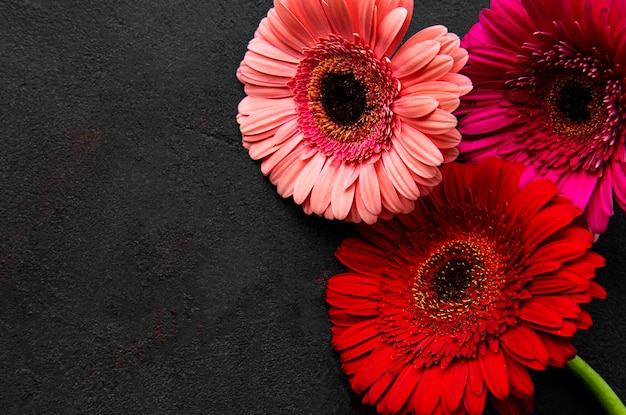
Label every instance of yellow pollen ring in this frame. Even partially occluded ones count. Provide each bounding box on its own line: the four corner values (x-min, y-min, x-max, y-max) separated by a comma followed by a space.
543, 72, 605, 138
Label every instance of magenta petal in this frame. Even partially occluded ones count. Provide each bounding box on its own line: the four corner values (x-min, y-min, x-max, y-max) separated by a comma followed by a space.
556, 170, 599, 211
459, 104, 517, 135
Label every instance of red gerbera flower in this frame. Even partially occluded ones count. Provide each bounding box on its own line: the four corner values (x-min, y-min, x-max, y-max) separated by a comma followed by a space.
457, 0, 626, 234
237, 0, 471, 224
326, 158, 606, 415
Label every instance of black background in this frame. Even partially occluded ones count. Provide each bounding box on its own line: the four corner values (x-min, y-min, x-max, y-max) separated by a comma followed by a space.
1, 1, 624, 414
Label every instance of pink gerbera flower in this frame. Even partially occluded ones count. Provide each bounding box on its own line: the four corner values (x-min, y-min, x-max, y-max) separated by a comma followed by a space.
237, 0, 471, 223
327, 158, 606, 415
457, 0, 626, 234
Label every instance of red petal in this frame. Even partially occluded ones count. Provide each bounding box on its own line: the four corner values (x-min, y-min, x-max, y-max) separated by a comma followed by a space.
537, 334, 576, 367
490, 395, 523, 415
366, 371, 397, 407
510, 179, 560, 223
340, 334, 382, 362
467, 358, 484, 396
327, 273, 378, 298
521, 260, 563, 277
335, 239, 388, 275
463, 361, 487, 415
332, 319, 380, 351
533, 296, 580, 319
328, 308, 361, 328
503, 353, 534, 399
524, 320, 577, 337
442, 361, 469, 412
518, 298, 564, 329
526, 276, 577, 295
354, 347, 395, 392
413, 365, 443, 415
529, 239, 590, 266
387, 363, 422, 414
478, 347, 509, 400
500, 325, 549, 368
521, 204, 576, 250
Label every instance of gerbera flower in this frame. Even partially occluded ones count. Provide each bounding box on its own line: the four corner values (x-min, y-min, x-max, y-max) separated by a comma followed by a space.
457, 0, 626, 234
326, 158, 606, 415
236, 0, 471, 224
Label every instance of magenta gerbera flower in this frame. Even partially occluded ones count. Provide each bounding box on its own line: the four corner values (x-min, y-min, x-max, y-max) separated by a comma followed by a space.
326, 158, 606, 415
237, 0, 471, 224
457, 0, 626, 234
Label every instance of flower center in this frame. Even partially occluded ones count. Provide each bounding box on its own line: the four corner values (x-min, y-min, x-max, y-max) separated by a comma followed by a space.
432, 257, 474, 302
413, 236, 502, 315
289, 34, 398, 163
319, 72, 368, 127
509, 40, 624, 172
543, 71, 605, 138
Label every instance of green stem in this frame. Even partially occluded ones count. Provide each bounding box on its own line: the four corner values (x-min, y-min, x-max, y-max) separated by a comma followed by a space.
566, 355, 626, 415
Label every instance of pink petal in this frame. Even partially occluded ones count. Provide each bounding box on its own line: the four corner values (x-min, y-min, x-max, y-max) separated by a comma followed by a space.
247, 37, 300, 63
270, 146, 310, 197
441, 73, 473, 96
238, 101, 296, 135
242, 50, 298, 77
309, 158, 335, 214
323, 0, 354, 40
404, 108, 457, 135
247, 135, 280, 160
351, 0, 375, 45
459, 104, 517, 135
556, 170, 598, 211
372, 7, 408, 58
396, 25, 447, 54
466, 45, 518, 74
396, 122, 444, 166
375, 161, 412, 213
358, 162, 382, 216
401, 80, 459, 98
586, 173, 613, 234
265, 8, 308, 55
381, 149, 420, 199
331, 163, 357, 220
612, 161, 626, 209
480, 6, 534, 50
403, 55, 454, 86
392, 138, 439, 179
244, 84, 291, 98
237, 62, 292, 87
391, 95, 439, 119
374, 0, 413, 54
354, 182, 378, 224
260, 130, 304, 174
283, 0, 332, 40
293, 152, 327, 204
392, 40, 441, 79
275, 0, 317, 45
429, 128, 461, 149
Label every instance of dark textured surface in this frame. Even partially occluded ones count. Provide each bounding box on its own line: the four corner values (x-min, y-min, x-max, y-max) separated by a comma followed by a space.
1, 1, 624, 414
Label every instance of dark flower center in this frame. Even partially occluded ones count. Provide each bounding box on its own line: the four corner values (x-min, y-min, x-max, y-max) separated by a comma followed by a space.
413, 236, 504, 311
432, 257, 473, 302
557, 79, 593, 123
544, 73, 602, 130
320, 72, 367, 126
290, 34, 398, 162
